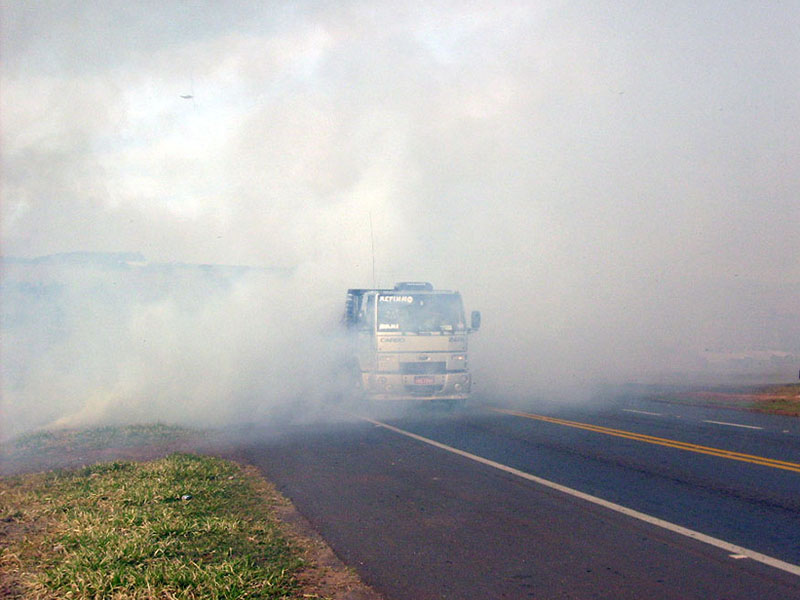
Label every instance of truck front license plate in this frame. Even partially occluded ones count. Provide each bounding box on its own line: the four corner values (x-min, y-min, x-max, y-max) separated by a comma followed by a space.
414, 376, 435, 385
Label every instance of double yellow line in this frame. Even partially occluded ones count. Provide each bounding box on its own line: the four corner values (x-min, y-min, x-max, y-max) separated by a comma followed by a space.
492, 408, 800, 473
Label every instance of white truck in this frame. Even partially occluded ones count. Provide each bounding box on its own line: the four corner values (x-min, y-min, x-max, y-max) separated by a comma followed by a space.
343, 282, 480, 403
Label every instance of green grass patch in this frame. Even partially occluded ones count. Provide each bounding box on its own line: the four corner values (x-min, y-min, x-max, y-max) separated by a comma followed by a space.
0, 453, 303, 599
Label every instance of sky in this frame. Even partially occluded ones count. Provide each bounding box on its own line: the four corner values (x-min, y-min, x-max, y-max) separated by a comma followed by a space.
1, 1, 799, 434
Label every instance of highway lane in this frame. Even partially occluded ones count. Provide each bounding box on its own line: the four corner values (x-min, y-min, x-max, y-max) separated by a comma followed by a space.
392, 397, 800, 563
237, 396, 800, 599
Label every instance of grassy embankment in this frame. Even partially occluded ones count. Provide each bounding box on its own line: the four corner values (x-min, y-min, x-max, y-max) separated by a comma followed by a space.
650, 383, 800, 416
0, 427, 304, 599
752, 383, 800, 416
2, 424, 202, 475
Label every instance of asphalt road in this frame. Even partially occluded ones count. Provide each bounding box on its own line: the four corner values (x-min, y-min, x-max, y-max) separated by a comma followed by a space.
237, 393, 800, 599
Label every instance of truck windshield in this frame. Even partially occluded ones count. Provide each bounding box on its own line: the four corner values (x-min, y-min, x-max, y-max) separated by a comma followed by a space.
377, 293, 465, 333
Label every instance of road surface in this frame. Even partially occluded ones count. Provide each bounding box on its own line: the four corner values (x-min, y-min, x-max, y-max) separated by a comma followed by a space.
236, 393, 800, 599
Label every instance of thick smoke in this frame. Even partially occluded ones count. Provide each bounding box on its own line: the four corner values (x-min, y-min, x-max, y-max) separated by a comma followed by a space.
1, 256, 365, 439
2, 2, 799, 437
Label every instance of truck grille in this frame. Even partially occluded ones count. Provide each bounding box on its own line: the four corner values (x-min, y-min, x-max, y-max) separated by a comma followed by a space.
400, 361, 447, 374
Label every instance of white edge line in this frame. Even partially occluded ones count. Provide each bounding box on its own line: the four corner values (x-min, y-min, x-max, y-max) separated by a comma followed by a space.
622, 409, 663, 416
361, 416, 800, 578
703, 420, 764, 430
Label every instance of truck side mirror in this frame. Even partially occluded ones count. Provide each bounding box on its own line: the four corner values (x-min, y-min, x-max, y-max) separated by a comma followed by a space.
471, 310, 481, 331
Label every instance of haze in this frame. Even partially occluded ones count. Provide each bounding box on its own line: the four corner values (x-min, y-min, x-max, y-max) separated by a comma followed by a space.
2, 1, 799, 438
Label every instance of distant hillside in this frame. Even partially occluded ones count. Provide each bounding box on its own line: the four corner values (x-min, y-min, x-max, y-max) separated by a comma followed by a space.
3, 251, 147, 266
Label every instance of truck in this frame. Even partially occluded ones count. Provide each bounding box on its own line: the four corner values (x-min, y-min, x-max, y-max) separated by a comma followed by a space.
342, 282, 481, 403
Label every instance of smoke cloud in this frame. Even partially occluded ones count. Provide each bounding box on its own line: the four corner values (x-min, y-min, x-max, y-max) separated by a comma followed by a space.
2, 1, 799, 437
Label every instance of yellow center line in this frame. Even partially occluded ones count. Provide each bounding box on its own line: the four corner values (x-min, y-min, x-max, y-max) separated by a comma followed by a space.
491, 408, 800, 473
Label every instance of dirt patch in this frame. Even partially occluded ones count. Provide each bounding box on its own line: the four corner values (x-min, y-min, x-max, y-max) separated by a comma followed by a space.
746, 384, 800, 416
0, 513, 44, 600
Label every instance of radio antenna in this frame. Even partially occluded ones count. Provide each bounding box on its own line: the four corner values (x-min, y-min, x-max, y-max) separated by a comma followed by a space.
369, 212, 376, 287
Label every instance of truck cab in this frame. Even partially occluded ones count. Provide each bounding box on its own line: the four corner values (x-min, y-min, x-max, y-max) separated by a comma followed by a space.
343, 282, 480, 402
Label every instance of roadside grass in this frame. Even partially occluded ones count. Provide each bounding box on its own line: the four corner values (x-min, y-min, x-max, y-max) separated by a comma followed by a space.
11, 423, 193, 450
5, 424, 200, 461
647, 383, 800, 417
753, 383, 800, 416
0, 453, 304, 599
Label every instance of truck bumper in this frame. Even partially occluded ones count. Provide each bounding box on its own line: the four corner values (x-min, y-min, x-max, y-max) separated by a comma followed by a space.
361, 371, 471, 401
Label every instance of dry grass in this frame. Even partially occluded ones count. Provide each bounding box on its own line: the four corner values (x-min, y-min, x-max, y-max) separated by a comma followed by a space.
752, 383, 800, 416
0, 454, 302, 599
649, 383, 800, 416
